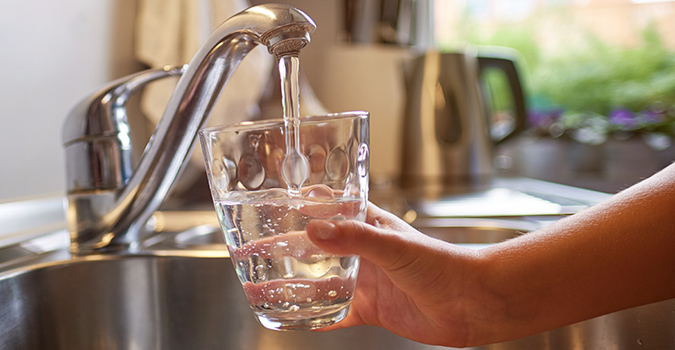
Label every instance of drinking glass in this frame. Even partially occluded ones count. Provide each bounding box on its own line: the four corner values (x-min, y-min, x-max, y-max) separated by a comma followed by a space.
199, 111, 369, 331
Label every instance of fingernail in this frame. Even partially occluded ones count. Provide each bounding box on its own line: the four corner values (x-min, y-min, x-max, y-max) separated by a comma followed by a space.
311, 220, 337, 240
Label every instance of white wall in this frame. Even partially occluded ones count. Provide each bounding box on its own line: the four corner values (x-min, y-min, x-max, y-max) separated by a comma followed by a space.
0, 0, 142, 201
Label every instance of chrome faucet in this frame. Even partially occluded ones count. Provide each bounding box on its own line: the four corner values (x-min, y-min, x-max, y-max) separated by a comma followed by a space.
62, 4, 316, 254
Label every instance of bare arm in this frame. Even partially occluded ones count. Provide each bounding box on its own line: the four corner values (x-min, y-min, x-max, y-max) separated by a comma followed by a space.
306, 163, 675, 347
479, 163, 675, 341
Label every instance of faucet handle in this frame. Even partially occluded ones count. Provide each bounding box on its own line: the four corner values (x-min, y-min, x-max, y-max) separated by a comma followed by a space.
62, 66, 185, 192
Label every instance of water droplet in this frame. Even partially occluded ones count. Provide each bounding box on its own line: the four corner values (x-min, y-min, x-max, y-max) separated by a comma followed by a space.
637, 338, 643, 345
328, 290, 337, 298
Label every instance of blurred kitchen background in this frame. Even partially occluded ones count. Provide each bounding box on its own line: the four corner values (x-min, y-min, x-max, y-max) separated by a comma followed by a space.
1, 0, 674, 201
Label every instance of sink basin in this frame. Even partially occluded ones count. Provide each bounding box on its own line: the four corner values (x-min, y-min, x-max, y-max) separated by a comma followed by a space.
1, 190, 673, 349
1, 239, 674, 349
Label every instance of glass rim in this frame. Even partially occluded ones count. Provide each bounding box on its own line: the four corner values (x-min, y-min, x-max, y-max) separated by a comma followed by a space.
198, 110, 369, 136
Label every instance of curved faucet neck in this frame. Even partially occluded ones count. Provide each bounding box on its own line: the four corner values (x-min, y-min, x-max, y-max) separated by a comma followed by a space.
65, 4, 316, 254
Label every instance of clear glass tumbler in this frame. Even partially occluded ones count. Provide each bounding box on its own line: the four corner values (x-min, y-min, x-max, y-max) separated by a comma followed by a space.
198, 111, 369, 331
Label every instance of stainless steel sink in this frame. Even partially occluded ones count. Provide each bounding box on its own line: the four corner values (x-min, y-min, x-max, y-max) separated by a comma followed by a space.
0, 252, 434, 350
1, 248, 674, 349
1, 185, 674, 349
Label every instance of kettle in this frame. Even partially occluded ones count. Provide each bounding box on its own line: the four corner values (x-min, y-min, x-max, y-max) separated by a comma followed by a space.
400, 47, 527, 197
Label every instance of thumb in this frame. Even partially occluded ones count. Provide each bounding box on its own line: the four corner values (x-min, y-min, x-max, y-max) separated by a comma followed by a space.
307, 219, 423, 271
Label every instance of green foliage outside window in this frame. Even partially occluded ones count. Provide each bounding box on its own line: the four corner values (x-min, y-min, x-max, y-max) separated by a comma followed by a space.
459, 21, 675, 148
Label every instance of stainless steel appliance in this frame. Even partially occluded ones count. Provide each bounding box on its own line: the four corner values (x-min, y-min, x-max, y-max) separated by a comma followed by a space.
400, 48, 527, 197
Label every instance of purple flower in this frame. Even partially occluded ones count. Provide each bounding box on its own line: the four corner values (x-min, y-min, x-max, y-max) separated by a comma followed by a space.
527, 111, 543, 126
528, 109, 563, 129
640, 110, 665, 124
608, 108, 637, 129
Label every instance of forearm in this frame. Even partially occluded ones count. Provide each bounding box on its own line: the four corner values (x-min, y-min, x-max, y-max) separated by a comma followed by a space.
477, 163, 675, 341
305, 164, 675, 347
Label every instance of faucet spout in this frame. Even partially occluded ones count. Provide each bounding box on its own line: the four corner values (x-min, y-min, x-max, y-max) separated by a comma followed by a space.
63, 4, 316, 254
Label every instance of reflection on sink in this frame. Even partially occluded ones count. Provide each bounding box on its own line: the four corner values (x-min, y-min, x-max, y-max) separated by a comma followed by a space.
413, 217, 538, 249
1, 250, 674, 349
145, 211, 224, 251
174, 225, 226, 248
